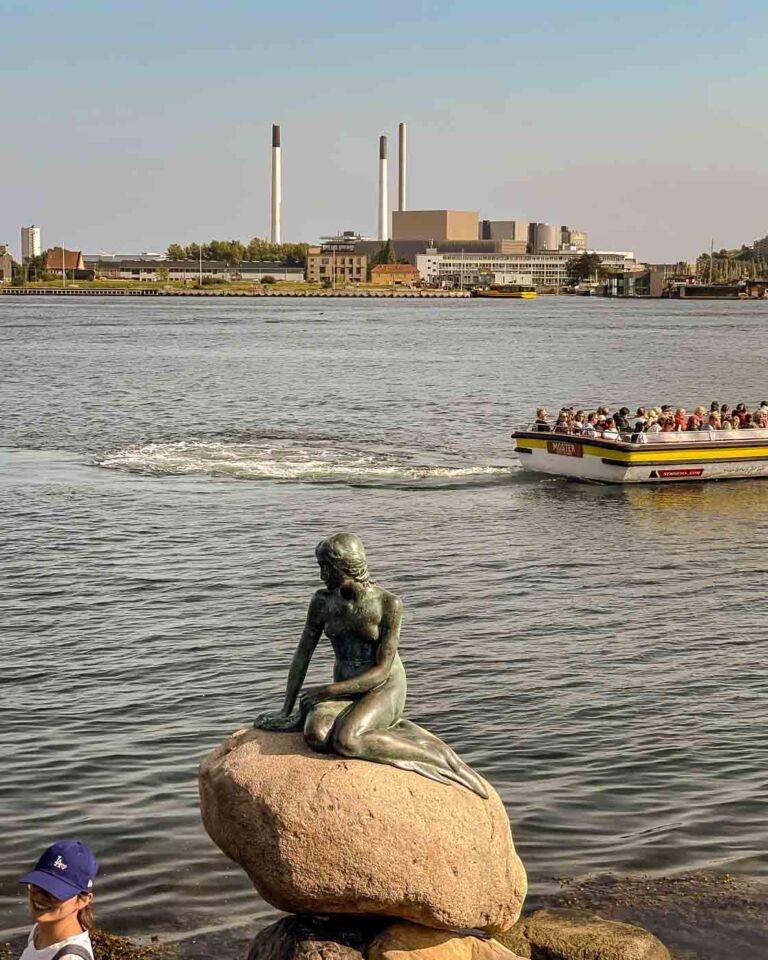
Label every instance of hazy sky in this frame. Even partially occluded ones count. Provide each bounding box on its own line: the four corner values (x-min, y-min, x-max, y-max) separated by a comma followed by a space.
2, 0, 767, 262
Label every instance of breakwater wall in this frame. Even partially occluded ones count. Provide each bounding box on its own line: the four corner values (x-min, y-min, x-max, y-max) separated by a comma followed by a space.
0, 287, 470, 299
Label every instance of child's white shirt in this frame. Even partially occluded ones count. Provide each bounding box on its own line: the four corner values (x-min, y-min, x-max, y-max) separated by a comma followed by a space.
19, 925, 93, 960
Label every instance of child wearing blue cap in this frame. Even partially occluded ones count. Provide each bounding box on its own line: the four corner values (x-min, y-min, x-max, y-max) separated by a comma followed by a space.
18, 840, 98, 960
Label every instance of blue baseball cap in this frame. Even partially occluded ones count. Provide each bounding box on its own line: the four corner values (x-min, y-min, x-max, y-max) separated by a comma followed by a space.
19, 841, 98, 901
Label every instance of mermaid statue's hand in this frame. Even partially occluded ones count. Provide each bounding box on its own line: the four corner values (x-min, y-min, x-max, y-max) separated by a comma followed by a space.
254, 708, 305, 732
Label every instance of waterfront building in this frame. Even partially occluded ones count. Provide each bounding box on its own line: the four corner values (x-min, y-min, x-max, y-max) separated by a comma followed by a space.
370, 264, 420, 287
0, 245, 13, 282
753, 234, 768, 258
21, 225, 41, 260
88, 258, 303, 282
391, 210, 479, 242
306, 244, 367, 285
47, 248, 86, 275
415, 248, 635, 290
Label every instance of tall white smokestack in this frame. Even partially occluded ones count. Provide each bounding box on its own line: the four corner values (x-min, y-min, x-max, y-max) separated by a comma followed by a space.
378, 134, 388, 241
271, 124, 281, 244
398, 122, 407, 212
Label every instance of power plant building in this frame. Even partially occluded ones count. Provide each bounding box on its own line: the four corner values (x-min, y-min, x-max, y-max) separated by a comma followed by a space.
481, 220, 529, 245
531, 223, 560, 252
392, 210, 479, 242
21, 225, 41, 260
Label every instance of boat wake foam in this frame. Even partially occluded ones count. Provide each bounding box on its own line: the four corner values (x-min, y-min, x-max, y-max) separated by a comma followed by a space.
96, 438, 511, 487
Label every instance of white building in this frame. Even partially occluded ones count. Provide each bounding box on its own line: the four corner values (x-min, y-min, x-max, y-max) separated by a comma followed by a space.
415, 248, 636, 289
21, 225, 41, 260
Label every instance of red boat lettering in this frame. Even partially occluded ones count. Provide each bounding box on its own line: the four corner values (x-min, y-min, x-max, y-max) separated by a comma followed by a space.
546, 440, 583, 458
658, 468, 704, 478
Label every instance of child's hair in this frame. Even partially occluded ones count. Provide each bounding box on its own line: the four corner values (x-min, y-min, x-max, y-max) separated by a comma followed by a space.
78, 900, 95, 931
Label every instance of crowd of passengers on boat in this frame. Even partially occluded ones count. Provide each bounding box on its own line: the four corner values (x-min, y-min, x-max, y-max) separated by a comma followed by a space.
532, 402, 768, 442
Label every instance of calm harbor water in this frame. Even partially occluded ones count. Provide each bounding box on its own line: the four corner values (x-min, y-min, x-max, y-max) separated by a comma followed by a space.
2, 296, 767, 946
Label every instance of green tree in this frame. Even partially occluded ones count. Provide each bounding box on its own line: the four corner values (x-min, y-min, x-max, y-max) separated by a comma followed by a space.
371, 240, 396, 267
167, 243, 185, 260
565, 252, 601, 285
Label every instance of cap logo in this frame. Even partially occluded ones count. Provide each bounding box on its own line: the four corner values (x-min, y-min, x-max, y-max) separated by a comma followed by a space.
53, 856, 68, 871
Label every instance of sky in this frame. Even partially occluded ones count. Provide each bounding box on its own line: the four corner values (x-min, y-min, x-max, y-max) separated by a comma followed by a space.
2, 0, 767, 262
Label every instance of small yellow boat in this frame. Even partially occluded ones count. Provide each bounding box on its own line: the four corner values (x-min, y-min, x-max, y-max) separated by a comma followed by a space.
473, 284, 537, 299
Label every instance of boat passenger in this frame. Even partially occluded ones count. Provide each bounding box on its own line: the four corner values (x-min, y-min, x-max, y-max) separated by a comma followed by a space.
710, 401, 720, 414
721, 418, 733, 431
630, 421, 647, 444
614, 407, 631, 432
581, 413, 599, 438
720, 404, 730, 420
533, 408, 551, 432
691, 405, 708, 431
634, 407, 648, 426
705, 413, 720, 433
674, 408, 687, 431
572, 410, 586, 434
553, 415, 570, 434
645, 416, 662, 434
661, 416, 676, 433
601, 417, 620, 441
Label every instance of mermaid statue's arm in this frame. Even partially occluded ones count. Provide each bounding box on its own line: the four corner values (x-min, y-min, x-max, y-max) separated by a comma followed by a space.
255, 591, 325, 730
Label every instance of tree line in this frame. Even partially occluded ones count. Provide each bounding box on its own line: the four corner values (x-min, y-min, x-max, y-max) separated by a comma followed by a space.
166, 238, 309, 267
696, 247, 768, 282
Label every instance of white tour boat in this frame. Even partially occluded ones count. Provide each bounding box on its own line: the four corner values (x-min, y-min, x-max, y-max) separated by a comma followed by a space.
513, 427, 768, 484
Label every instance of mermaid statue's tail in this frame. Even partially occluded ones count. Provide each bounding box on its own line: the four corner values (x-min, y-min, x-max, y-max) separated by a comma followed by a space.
386, 719, 489, 799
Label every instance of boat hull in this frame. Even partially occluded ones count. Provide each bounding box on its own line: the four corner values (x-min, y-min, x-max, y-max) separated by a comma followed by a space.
514, 432, 768, 484
473, 290, 537, 299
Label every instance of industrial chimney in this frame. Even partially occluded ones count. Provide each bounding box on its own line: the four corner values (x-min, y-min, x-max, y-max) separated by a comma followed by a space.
398, 122, 407, 212
271, 124, 281, 244
378, 134, 388, 241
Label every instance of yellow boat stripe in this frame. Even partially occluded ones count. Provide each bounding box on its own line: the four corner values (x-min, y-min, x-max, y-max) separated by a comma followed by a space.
516, 438, 768, 463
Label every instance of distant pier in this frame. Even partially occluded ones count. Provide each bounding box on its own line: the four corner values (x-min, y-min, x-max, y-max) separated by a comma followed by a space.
0, 287, 470, 299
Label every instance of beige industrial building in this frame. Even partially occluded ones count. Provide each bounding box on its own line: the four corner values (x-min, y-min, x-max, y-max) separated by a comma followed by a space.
306, 246, 367, 284
392, 210, 479, 242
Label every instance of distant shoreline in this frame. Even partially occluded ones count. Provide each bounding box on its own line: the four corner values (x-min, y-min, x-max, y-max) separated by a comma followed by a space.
0, 286, 470, 299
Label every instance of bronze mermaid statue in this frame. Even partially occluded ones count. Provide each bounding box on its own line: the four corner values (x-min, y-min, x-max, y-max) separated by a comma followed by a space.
255, 532, 487, 798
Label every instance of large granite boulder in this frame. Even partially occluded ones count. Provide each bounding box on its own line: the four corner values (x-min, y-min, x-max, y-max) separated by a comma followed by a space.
369, 921, 527, 960
496, 909, 670, 960
199, 728, 527, 934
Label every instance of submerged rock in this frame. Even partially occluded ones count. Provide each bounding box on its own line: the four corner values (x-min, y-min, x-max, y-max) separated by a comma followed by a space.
369, 921, 527, 960
198, 728, 527, 933
496, 908, 670, 960
247, 914, 388, 960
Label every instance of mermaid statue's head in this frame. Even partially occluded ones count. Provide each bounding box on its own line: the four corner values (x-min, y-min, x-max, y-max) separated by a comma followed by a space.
315, 533, 371, 587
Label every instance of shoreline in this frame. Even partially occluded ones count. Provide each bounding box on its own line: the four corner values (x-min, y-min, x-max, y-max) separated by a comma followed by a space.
3, 870, 766, 960
0, 287, 470, 298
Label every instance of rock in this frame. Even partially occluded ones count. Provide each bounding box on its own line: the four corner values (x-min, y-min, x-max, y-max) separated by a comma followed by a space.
198, 729, 527, 933
495, 908, 671, 960
247, 914, 389, 960
368, 921, 527, 960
